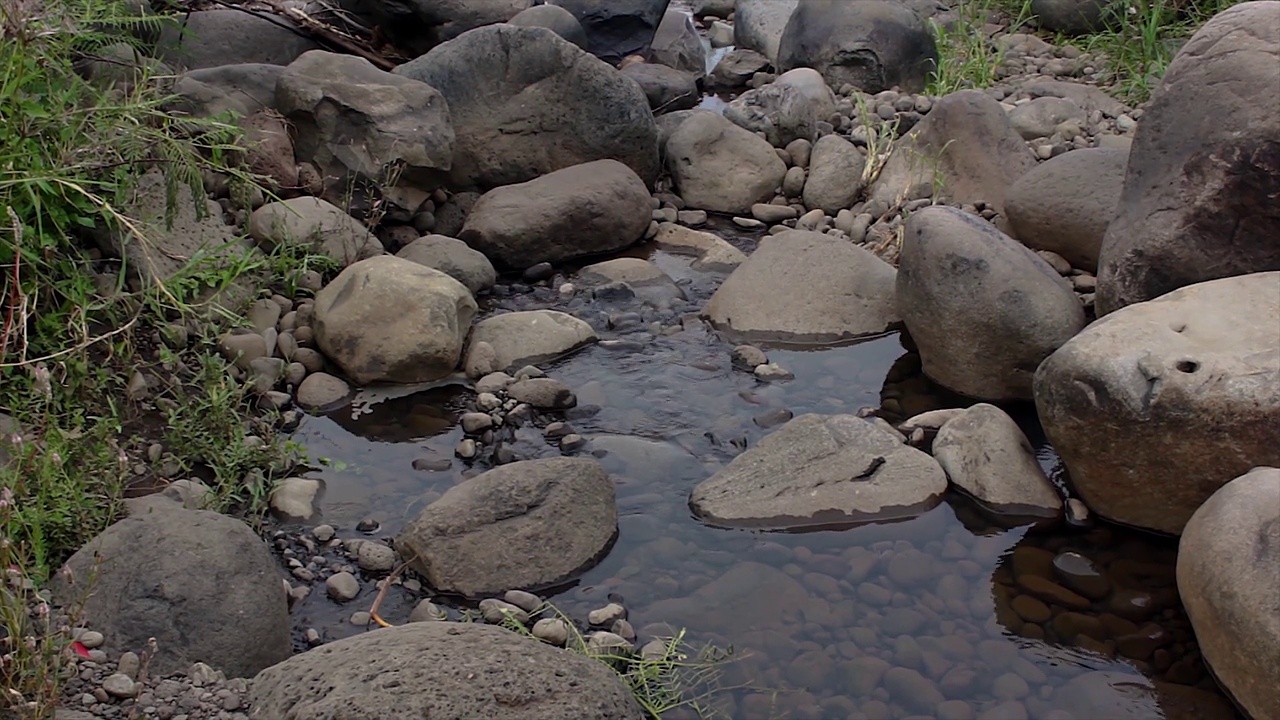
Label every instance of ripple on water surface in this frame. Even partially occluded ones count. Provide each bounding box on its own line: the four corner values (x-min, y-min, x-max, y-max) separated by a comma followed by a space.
286, 242, 1240, 720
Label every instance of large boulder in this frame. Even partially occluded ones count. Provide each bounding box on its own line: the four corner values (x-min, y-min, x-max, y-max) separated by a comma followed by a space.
803, 134, 866, 213
50, 507, 290, 678
248, 623, 644, 720
397, 458, 618, 596
550, 0, 671, 64
775, 67, 838, 122
869, 90, 1038, 234
1006, 146, 1127, 272
335, 0, 532, 57
1178, 467, 1280, 720
897, 206, 1086, 401
724, 82, 816, 148
276, 51, 453, 187
394, 25, 659, 189
1096, 2, 1280, 316
1034, 271, 1280, 535
154, 10, 320, 70
777, 0, 938, 94
459, 160, 651, 268
313, 256, 478, 385
733, 0, 799, 64
689, 414, 948, 529
248, 197, 383, 266
703, 230, 899, 344
507, 4, 590, 50
650, 8, 707, 75
932, 404, 1062, 517
665, 112, 787, 213
464, 310, 598, 372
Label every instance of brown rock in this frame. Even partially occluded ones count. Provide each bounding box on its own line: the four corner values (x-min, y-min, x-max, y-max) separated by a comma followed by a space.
1017, 575, 1090, 610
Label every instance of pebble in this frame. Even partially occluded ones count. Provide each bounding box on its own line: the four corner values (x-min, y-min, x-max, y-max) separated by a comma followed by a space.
460, 411, 495, 434
312, 524, 335, 543
325, 571, 360, 602
731, 344, 768, 368
102, 673, 138, 698
479, 598, 530, 625
732, 216, 765, 229
503, 590, 542, 612
356, 542, 397, 572
456, 438, 478, 459
409, 600, 448, 622
1052, 551, 1111, 599
77, 630, 105, 649
532, 618, 570, 645
754, 363, 794, 381
559, 433, 586, 451
588, 602, 627, 626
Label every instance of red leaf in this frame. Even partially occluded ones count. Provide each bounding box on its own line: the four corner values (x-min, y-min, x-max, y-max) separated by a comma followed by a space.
71, 641, 91, 658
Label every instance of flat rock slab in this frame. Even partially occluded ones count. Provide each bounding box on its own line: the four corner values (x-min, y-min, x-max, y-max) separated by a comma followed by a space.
396, 457, 618, 596
248, 622, 644, 720
702, 229, 899, 345
465, 310, 598, 371
689, 413, 947, 529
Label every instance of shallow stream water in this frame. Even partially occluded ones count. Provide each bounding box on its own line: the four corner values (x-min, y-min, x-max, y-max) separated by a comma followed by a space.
280, 220, 1241, 720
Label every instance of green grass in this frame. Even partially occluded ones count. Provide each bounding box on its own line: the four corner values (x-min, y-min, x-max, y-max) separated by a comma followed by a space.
926, 0, 1247, 103
0, 0, 324, 714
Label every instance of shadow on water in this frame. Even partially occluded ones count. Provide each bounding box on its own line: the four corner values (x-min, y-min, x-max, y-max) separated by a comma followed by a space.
282, 232, 1240, 720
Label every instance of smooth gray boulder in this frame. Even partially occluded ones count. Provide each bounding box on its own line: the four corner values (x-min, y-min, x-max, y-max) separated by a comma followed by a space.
690, 414, 948, 529
803, 134, 866, 214
665, 112, 786, 213
725, 82, 816, 148
507, 4, 590, 49
1035, 271, 1280, 535
898, 206, 1085, 401
396, 235, 496, 295
703, 230, 899, 344
650, 7, 707, 74
51, 507, 290, 678
459, 160, 651, 268
395, 25, 659, 189
1006, 147, 1127, 272
551, 0, 672, 65
733, 0, 799, 63
776, 0, 938, 94
397, 458, 618, 596
248, 197, 383, 266
1178, 467, 1280, 720
464, 310, 598, 372
932, 404, 1062, 517
313, 256, 477, 385
248, 622, 644, 720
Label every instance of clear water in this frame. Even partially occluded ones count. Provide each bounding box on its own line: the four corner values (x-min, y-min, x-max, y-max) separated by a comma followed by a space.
283, 225, 1240, 720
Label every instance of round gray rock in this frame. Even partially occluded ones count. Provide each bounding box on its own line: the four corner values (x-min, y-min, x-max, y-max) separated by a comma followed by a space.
248, 622, 644, 720
507, 4, 589, 49
932, 403, 1062, 517
665, 111, 787, 213
50, 507, 290, 678
396, 457, 618, 596
396, 234, 497, 295
463, 310, 597, 372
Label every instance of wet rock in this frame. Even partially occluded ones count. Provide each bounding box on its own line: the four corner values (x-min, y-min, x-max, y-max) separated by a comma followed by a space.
621, 63, 698, 113
869, 90, 1037, 233
665, 111, 787, 213
1006, 147, 1127, 273
1178, 466, 1280, 720
703, 230, 899, 344
1096, 4, 1280, 315
898, 206, 1085, 401
464, 310, 597, 371
269, 477, 322, 521
932, 404, 1062, 516
397, 235, 497, 295
507, 4, 589, 50
397, 458, 617, 596
725, 82, 817, 148
578, 257, 685, 305
690, 413, 947, 528
461, 160, 651, 268
276, 50, 453, 185
249, 622, 644, 719
802, 134, 866, 214
1051, 551, 1110, 600
395, 25, 659, 188
645, 562, 813, 635
733, 0, 800, 63
777, 0, 938, 94
249, 197, 382, 266
883, 666, 945, 713
50, 507, 290, 678
1035, 272, 1280, 534
707, 49, 771, 89
507, 378, 577, 410
650, 8, 707, 75
1052, 671, 1236, 719
1017, 575, 1090, 610
314, 256, 477, 385
652, 222, 746, 271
